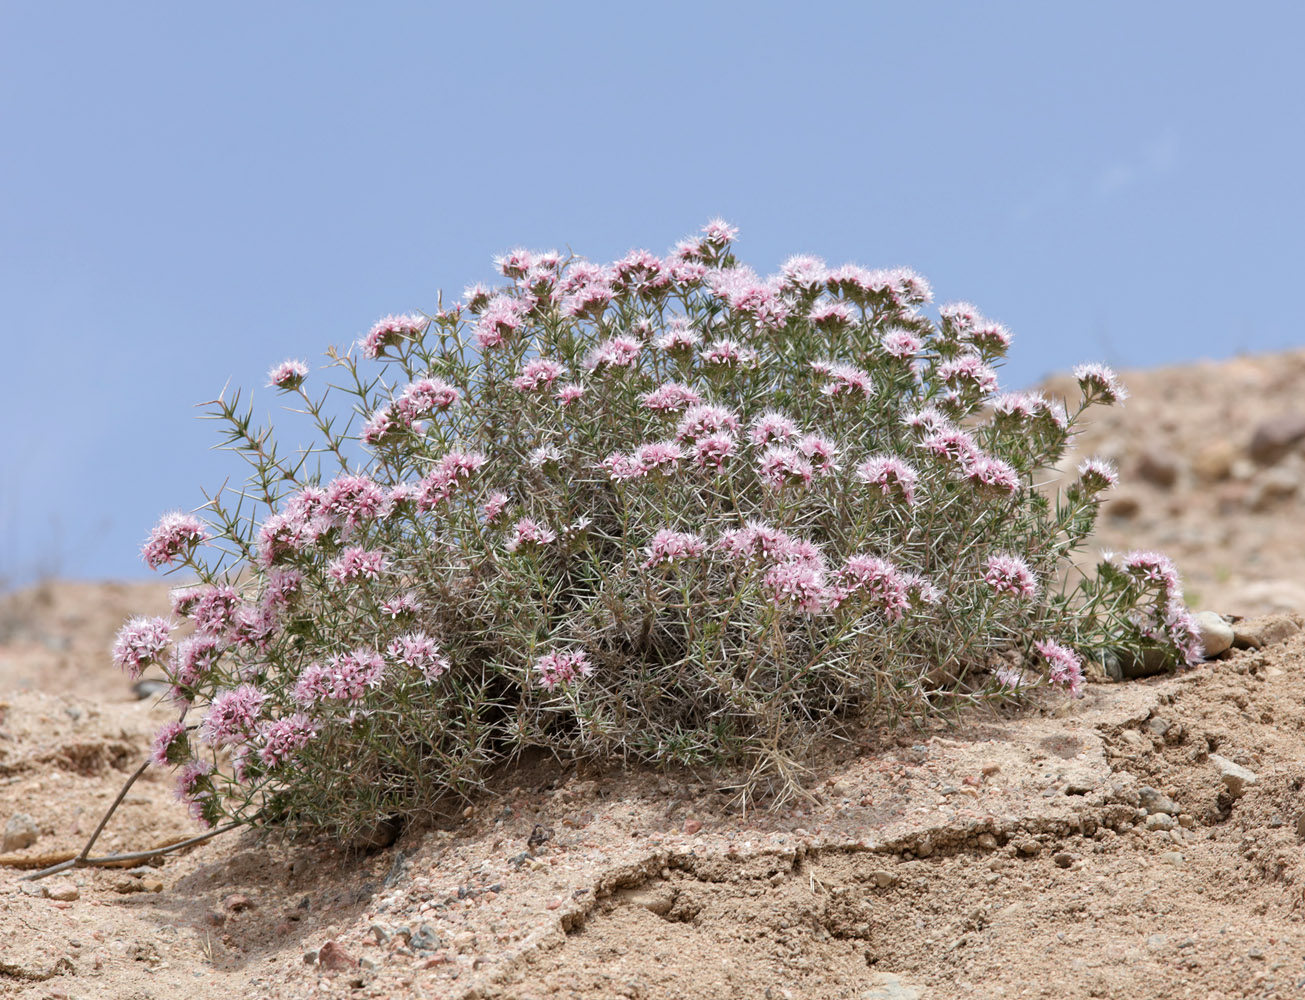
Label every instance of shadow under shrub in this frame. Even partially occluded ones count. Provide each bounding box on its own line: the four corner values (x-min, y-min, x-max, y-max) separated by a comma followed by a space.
114, 220, 1203, 840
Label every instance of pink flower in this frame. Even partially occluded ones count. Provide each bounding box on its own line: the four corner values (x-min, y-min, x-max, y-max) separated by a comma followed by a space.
644, 528, 707, 568
534, 649, 593, 690
835, 555, 911, 620
693, 432, 736, 470
360, 314, 427, 358
555, 383, 586, 406
701, 218, 738, 245
856, 456, 919, 505
968, 321, 1012, 355
232, 604, 278, 652
612, 249, 669, 295
112, 616, 175, 677
386, 631, 450, 680
1164, 606, 1205, 666
267, 359, 308, 390
904, 406, 952, 437
759, 446, 814, 489
763, 560, 829, 615
991, 392, 1040, 423
797, 433, 837, 474
482, 491, 510, 523
507, 518, 556, 552
175, 759, 214, 820
880, 327, 922, 360
200, 683, 267, 747
494, 247, 535, 279
379, 592, 421, 619
715, 521, 822, 569
602, 452, 642, 482
170, 634, 224, 688
361, 405, 399, 446
397, 377, 460, 415
939, 302, 982, 334
676, 404, 740, 443
476, 295, 528, 349
562, 281, 614, 320
513, 359, 567, 392
964, 455, 1021, 498
938, 354, 999, 395
327, 547, 388, 583
1072, 363, 1129, 405
463, 283, 492, 310
921, 429, 980, 468
1120, 551, 1182, 598
585, 335, 642, 371
415, 451, 486, 509
324, 474, 389, 529
142, 511, 209, 570
749, 411, 799, 447
640, 382, 703, 413
654, 318, 700, 353
191, 585, 242, 637
632, 440, 683, 475
149, 721, 189, 767
780, 254, 829, 290
984, 554, 1039, 600
707, 267, 788, 328
1077, 458, 1119, 494
820, 363, 875, 400
261, 568, 304, 612
701, 338, 757, 368
293, 649, 386, 706
1034, 640, 1085, 697
809, 299, 853, 329
257, 714, 318, 769
170, 587, 203, 617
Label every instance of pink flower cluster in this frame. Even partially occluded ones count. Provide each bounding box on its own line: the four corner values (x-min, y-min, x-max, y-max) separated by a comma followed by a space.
513, 359, 566, 392
1073, 363, 1128, 405
984, 554, 1039, 600
856, 456, 919, 506
267, 359, 308, 390
835, 554, 912, 620
200, 683, 267, 747
1117, 550, 1204, 665
257, 714, 319, 769
416, 451, 486, 510
112, 616, 174, 677
359, 314, 427, 358
506, 517, 556, 552
640, 382, 702, 413
327, 546, 388, 584
149, 721, 189, 767
142, 511, 209, 570
644, 528, 707, 568
386, 631, 450, 680
534, 649, 593, 690
293, 648, 386, 706
1034, 640, 1085, 696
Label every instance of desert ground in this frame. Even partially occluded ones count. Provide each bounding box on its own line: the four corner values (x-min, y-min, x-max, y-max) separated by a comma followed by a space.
4, 350, 1305, 1000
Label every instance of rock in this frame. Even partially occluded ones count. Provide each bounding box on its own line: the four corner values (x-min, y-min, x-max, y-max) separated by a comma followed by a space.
302, 949, 318, 965
1138, 787, 1181, 816
1053, 852, 1076, 869
871, 870, 900, 888
409, 924, 441, 952
317, 940, 358, 971
1105, 493, 1141, 519
976, 833, 999, 850
1145, 814, 1176, 832
1248, 413, 1305, 464
862, 972, 924, 999
1160, 851, 1185, 866
619, 886, 674, 916
1248, 466, 1300, 510
1209, 754, 1258, 798
223, 893, 253, 912
1014, 838, 1041, 857
1193, 612, 1235, 657
140, 879, 164, 894
3, 814, 40, 852
47, 881, 79, 901
1136, 450, 1180, 488
131, 678, 171, 700
682, 818, 702, 835
1232, 612, 1303, 649
1192, 439, 1237, 482
18, 881, 49, 898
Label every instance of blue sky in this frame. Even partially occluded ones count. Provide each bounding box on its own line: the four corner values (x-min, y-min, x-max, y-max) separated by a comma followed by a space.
2, 2, 1303, 584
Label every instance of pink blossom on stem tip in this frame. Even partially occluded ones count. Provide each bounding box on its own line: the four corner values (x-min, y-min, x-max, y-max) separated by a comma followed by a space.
267, 359, 308, 390
534, 649, 593, 690
984, 554, 1039, 600
142, 511, 209, 570
112, 616, 174, 677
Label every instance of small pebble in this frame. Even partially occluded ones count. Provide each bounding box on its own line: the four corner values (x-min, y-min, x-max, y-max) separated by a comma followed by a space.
682, 819, 702, 835
1053, 852, 1075, 869
2, 814, 40, 853
224, 893, 253, 912
47, 882, 79, 901
1209, 754, 1258, 798
317, 939, 358, 971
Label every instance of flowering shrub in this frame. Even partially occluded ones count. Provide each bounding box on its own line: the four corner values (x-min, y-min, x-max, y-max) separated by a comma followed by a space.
117, 221, 1201, 837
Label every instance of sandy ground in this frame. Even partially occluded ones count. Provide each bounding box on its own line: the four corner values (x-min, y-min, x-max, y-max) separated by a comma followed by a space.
3, 349, 1305, 1000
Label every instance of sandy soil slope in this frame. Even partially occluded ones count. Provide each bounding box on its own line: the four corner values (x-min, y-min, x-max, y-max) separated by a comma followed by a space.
3, 350, 1305, 1000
